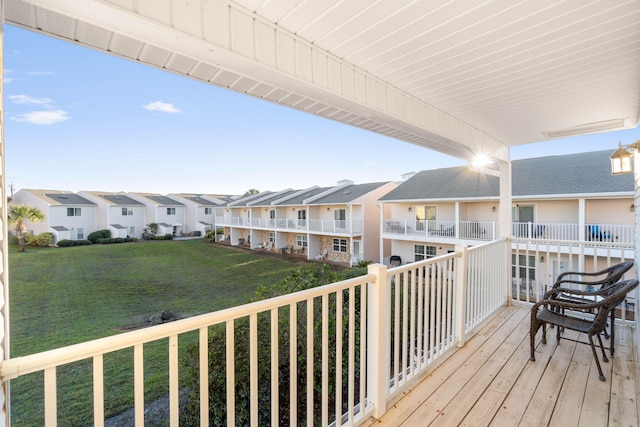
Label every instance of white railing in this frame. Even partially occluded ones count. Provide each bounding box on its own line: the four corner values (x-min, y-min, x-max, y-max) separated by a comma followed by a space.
0, 240, 512, 426
383, 219, 496, 241
384, 219, 634, 245
308, 219, 364, 234
216, 217, 364, 234
512, 222, 635, 244
510, 237, 636, 322
373, 239, 508, 408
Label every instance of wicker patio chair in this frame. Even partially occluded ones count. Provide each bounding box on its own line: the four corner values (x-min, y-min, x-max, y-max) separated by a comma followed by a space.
549, 261, 633, 354
530, 278, 638, 381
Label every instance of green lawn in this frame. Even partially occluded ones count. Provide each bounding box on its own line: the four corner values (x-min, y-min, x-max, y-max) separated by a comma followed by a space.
8, 239, 317, 426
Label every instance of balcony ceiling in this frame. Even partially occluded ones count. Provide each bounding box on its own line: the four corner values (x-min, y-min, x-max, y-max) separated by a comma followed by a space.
5, 0, 640, 163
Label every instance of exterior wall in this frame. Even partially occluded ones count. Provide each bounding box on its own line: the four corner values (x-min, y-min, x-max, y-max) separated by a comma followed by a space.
11, 190, 51, 235
108, 205, 145, 238
462, 201, 498, 222
587, 198, 635, 225
11, 190, 98, 240
517, 200, 578, 223
357, 182, 397, 263
79, 192, 146, 239
47, 206, 97, 240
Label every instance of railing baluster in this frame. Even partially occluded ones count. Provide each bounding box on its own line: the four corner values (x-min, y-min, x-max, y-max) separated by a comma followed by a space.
270, 308, 278, 426
289, 303, 297, 426
199, 327, 209, 426
359, 280, 367, 420
322, 294, 329, 426
226, 320, 235, 426
134, 344, 144, 426
44, 367, 57, 426
169, 335, 179, 426
249, 313, 258, 427
348, 287, 355, 425
306, 298, 314, 426
93, 355, 104, 427
335, 290, 343, 426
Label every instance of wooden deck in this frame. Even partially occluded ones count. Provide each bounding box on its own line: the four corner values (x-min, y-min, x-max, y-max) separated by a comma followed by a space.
365, 304, 639, 426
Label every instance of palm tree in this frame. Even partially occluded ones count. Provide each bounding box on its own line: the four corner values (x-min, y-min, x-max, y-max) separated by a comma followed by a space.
8, 205, 45, 253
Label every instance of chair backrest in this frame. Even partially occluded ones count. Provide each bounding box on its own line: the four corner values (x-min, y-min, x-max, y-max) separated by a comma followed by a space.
555, 261, 634, 290
601, 261, 634, 287
590, 278, 639, 334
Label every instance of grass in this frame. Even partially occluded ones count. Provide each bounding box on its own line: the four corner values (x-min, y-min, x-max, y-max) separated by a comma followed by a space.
8, 239, 317, 426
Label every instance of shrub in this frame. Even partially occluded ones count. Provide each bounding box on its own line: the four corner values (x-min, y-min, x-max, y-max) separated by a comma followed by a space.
57, 240, 75, 247
26, 232, 54, 247
180, 265, 361, 425
114, 238, 125, 243
73, 240, 93, 246
96, 238, 114, 244
87, 229, 111, 243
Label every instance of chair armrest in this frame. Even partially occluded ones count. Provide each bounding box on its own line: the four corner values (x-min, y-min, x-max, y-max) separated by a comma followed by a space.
534, 297, 605, 312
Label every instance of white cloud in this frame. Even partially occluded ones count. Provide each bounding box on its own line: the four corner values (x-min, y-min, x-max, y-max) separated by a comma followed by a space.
9, 94, 53, 108
12, 110, 70, 125
27, 71, 57, 76
143, 101, 180, 113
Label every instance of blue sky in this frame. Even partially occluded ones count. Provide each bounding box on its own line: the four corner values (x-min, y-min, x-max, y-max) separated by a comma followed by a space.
5, 24, 640, 196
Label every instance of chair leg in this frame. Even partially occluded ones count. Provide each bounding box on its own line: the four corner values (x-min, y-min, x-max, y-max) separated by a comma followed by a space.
588, 334, 606, 382
530, 319, 542, 361
597, 334, 609, 363
609, 310, 615, 356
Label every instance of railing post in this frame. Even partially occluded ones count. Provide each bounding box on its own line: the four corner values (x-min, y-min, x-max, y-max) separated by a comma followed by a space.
366, 263, 388, 419
454, 245, 468, 348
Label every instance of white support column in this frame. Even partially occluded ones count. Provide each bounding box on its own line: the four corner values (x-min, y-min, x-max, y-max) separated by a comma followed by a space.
366, 263, 387, 419
0, 7, 8, 425
454, 244, 468, 348
633, 150, 640, 365
499, 160, 512, 305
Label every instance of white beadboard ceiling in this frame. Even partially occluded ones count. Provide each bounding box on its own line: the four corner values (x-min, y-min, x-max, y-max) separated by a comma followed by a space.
5, 0, 640, 163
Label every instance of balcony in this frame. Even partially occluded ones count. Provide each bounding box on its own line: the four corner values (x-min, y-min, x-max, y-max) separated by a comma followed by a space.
215, 216, 363, 235
383, 219, 497, 241
366, 304, 638, 426
383, 219, 635, 245
0, 239, 635, 425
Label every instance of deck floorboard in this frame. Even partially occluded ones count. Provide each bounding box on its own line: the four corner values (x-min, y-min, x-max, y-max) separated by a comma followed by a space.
367, 305, 637, 427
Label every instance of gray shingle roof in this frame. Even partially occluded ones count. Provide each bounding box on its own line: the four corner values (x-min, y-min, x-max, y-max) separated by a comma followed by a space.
277, 187, 333, 205
309, 182, 391, 204
184, 196, 218, 206
99, 194, 144, 206
146, 195, 184, 206
44, 193, 96, 205
51, 225, 69, 231
250, 189, 298, 206
379, 150, 634, 201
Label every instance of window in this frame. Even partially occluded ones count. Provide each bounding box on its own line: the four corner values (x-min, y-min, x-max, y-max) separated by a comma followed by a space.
332, 238, 347, 253
167, 207, 176, 215
204, 207, 212, 215
67, 207, 81, 216
269, 232, 275, 243
296, 235, 308, 247
415, 205, 436, 231
414, 244, 437, 261
77, 228, 84, 240
512, 254, 536, 281
334, 209, 346, 229
122, 207, 133, 216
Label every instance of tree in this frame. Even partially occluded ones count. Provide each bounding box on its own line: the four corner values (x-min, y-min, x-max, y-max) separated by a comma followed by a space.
8, 205, 45, 253
244, 189, 260, 196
